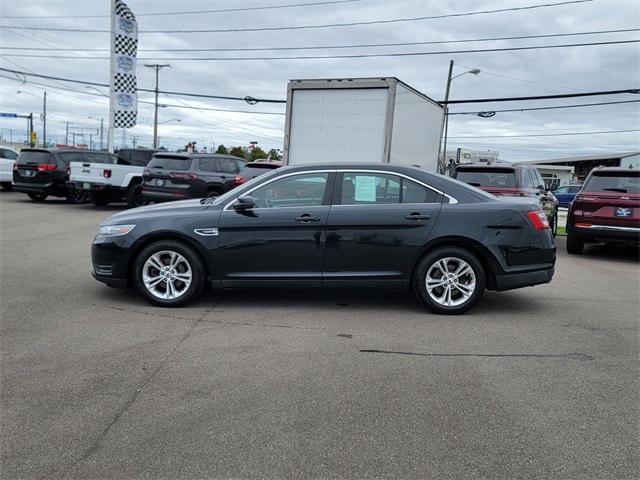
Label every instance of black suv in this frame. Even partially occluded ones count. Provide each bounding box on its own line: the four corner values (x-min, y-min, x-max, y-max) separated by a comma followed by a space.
13, 148, 118, 203
142, 153, 246, 202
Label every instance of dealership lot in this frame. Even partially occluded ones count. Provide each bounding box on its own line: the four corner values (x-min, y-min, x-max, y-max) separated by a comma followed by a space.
1, 192, 638, 479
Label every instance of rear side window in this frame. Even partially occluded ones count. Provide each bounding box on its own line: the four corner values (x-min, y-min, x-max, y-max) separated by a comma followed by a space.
148, 156, 192, 171
455, 168, 516, 188
220, 158, 240, 174
339, 173, 440, 205
18, 151, 53, 165
0, 149, 18, 160
198, 157, 221, 172
583, 171, 639, 194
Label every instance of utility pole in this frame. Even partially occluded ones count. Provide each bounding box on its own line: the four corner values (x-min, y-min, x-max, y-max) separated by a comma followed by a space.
65, 122, 69, 146
100, 118, 104, 150
144, 63, 171, 149
42, 91, 47, 148
439, 60, 454, 175
29, 113, 34, 147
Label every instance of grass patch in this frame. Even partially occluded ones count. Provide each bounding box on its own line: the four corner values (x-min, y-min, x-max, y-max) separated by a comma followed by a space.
556, 225, 566, 236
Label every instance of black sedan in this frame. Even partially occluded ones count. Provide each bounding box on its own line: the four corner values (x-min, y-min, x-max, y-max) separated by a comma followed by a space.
92, 163, 556, 314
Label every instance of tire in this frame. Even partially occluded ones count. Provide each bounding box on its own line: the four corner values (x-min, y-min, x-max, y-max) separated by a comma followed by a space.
413, 247, 486, 315
28, 192, 47, 202
91, 192, 110, 207
205, 189, 221, 198
550, 209, 558, 237
566, 234, 584, 255
0, 182, 12, 191
66, 189, 88, 204
133, 240, 206, 307
126, 183, 146, 208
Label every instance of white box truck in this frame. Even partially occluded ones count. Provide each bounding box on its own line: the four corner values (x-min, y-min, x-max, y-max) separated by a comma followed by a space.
282, 77, 444, 172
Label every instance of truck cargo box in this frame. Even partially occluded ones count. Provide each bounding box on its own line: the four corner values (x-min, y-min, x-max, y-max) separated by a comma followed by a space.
282, 77, 444, 172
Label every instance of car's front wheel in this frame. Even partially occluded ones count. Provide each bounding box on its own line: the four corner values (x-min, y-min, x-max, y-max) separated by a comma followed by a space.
134, 240, 206, 307
0, 182, 12, 191
413, 247, 486, 315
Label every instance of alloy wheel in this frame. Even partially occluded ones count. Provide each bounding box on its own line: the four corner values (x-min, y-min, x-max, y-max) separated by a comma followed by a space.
142, 250, 193, 300
425, 257, 477, 307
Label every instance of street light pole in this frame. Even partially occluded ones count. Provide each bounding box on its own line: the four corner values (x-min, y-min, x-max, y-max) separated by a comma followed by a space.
145, 64, 171, 149
42, 91, 47, 148
439, 61, 481, 174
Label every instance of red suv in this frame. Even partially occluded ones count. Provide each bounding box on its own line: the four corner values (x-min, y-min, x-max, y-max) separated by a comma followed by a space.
566, 167, 640, 254
454, 163, 559, 235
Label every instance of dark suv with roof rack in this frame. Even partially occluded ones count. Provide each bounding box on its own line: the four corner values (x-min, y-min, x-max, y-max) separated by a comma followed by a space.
141, 153, 246, 203
454, 163, 559, 235
566, 167, 639, 253
12, 148, 118, 203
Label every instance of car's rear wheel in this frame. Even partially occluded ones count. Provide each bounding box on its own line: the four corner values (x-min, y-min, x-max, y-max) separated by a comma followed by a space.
66, 189, 88, 204
91, 192, 110, 206
28, 192, 47, 202
126, 183, 146, 208
566, 234, 584, 254
413, 247, 486, 315
134, 240, 205, 307
0, 182, 12, 191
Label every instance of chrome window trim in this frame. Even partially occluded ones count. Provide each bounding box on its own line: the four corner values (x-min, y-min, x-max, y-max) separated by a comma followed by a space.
222, 167, 458, 211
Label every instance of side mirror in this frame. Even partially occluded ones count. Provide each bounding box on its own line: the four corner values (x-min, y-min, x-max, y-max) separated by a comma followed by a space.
232, 195, 255, 211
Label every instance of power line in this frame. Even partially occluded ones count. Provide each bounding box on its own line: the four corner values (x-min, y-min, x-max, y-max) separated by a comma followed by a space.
449, 129, 640, 138
2, 0, 366, 19
1, 66, 638, 105
449, 99, 640, 115
0, 0, 595, 34
2, 40, 637, 61
1, 28, 636, 52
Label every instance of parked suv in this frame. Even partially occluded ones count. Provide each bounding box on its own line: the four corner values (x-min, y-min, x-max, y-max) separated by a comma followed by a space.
235, 160, 282, 183
566, 167, 639, 254
454, 163, 559, 235
0, 146, 19, 190
553, 184, 582, 208
13, 148, 118, 203
142, 153, 246, 202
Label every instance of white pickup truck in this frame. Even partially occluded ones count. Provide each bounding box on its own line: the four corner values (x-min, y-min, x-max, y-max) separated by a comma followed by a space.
67, 148, 158, 207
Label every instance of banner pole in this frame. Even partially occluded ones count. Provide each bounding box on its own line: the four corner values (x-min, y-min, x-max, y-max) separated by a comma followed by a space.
107, 0, 116, 153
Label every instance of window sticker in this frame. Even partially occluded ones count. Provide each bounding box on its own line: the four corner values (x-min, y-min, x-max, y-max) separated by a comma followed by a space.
354, 175, 377, 202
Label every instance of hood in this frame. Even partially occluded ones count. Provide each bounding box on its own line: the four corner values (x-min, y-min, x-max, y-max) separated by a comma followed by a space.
104, 198, 218, 225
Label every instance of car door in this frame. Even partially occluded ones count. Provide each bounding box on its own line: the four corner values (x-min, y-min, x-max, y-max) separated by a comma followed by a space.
323, 171, 443, 288
217, 171, 334, 287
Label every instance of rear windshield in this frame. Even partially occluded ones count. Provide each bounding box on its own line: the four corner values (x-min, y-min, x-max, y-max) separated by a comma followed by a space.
455, 168, 517, 188
147, 156, 192, 171
17, 151, 53, 165
584, 171, 639, 194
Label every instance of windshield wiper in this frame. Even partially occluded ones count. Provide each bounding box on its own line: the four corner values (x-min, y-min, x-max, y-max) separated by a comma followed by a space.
602, 188, 627, 193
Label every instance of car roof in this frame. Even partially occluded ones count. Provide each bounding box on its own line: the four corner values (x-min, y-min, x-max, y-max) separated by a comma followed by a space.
153, 152, 244, 160
19, 148, 110, 154
591, 166, 640, 173
456, 162, 519, 169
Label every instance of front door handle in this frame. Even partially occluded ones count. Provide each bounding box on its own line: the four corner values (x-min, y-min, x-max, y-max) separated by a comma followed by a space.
295, 214, 321, 223
405, 213, 431, 221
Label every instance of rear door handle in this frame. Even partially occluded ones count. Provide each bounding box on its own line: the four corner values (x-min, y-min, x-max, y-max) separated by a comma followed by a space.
295, 214, 321, 222
405, 213, 431, 221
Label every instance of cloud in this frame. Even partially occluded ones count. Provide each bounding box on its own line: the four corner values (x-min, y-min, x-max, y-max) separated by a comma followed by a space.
0, 0, 638, 159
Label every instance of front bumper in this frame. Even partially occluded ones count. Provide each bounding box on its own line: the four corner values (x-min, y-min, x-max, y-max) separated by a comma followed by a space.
91, 241, 132, 289
494, 266, 554, 292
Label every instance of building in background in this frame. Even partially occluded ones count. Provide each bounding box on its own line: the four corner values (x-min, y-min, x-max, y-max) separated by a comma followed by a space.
517, 151, 640, 181
442, 148, 500, 166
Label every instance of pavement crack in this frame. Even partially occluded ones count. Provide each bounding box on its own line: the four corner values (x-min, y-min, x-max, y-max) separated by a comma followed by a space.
54, 306, 216, 478
359, 349, 594, 361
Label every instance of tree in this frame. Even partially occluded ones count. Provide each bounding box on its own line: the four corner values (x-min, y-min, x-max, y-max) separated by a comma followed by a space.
267, 149, 282, 161
250, 146, 268, 161
216, 144, 228, 154
229, 146, 245, 159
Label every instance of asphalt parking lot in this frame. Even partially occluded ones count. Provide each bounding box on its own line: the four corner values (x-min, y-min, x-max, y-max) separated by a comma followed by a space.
1, 191, 638, 480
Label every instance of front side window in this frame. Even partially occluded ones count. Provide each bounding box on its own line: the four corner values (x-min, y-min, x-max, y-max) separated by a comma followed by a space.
340, 173, 439, 205
251, 173, 328, 208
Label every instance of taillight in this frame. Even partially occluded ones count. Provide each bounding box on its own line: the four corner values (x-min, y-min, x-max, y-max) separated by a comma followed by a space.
37, 163, 56, 172
233, 175, 248, 186
527, 210, 550, 230
13, 164, 18, 171
170, 172, 198, 179
103, 169, 112, 178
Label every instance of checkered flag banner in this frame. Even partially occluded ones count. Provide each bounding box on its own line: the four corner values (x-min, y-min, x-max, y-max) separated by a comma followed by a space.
110, 0, 138, 129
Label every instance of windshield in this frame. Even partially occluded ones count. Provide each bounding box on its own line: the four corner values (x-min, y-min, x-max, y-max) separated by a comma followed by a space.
147, 156, 192, 171
584, 171, 639, 194
455, 168, 517, 188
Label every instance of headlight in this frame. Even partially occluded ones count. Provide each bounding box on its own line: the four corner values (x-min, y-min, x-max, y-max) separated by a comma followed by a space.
98, 224, 136, 237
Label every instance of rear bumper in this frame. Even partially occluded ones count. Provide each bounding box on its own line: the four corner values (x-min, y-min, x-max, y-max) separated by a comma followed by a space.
13, 182, 58, 195
494, 266, 554, 292
67, 181, 125, 193
569, 224, 640, 243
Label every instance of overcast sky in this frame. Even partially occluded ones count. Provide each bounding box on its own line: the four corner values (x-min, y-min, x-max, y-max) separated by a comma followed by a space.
0, 0, 638, 160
